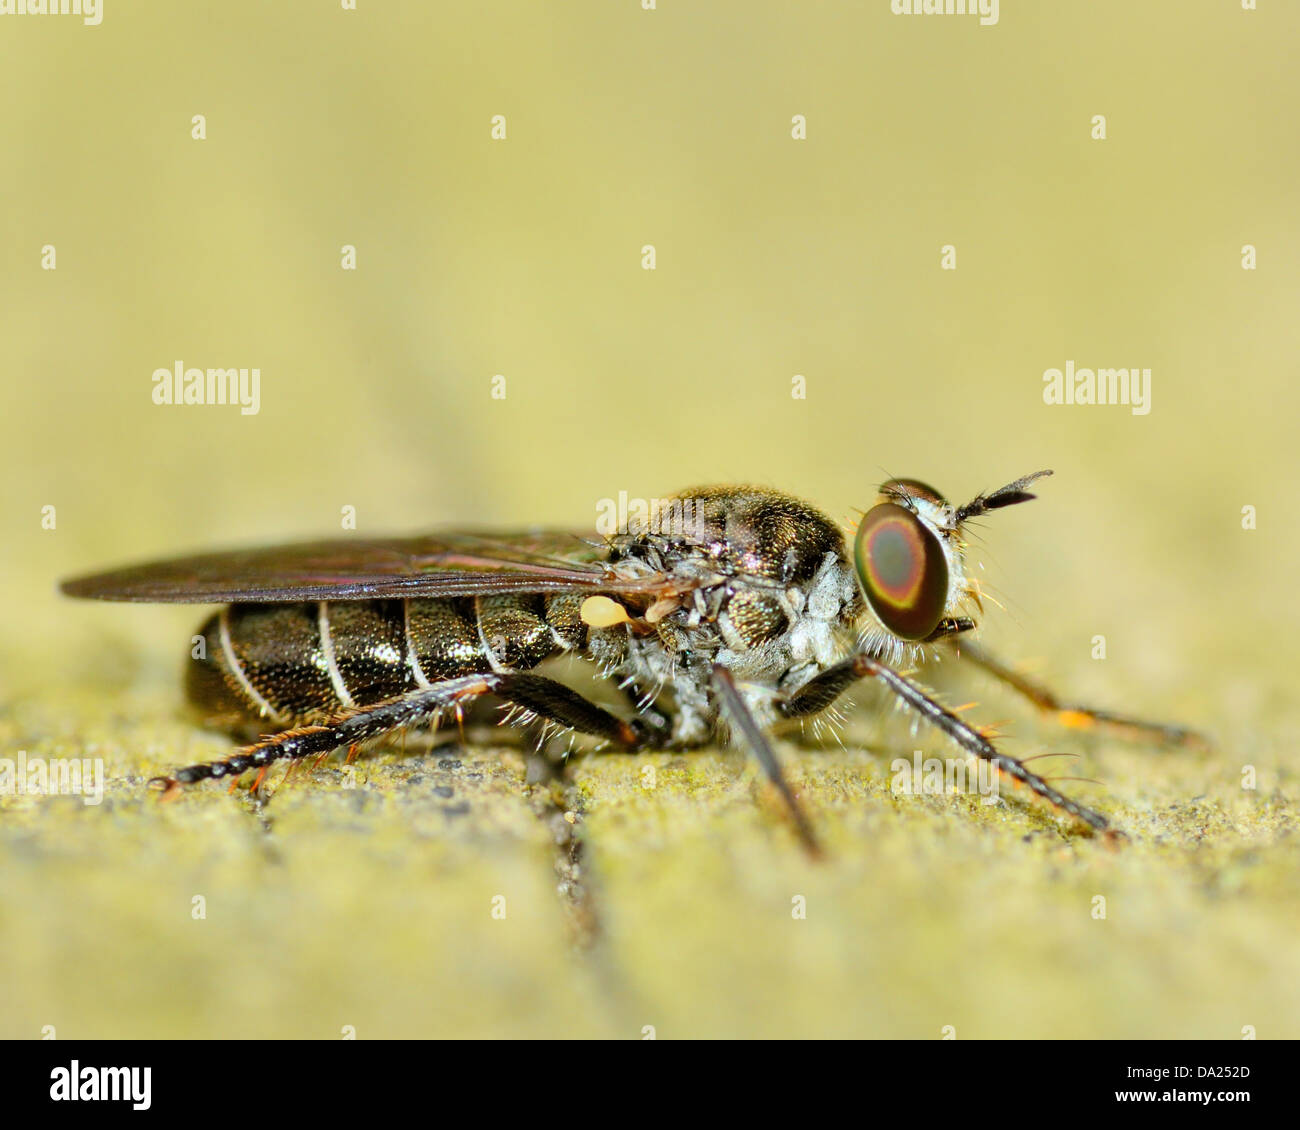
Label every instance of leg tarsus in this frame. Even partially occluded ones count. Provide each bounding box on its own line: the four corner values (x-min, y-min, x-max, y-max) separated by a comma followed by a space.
150, 776, 183, 802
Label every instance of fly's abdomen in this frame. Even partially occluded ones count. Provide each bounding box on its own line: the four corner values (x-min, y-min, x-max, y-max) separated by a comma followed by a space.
187, 602, 404, 726
405, 594, 566, 678
403, 598, 487, 681
323, 600, 417, 705
187, 595, 572, 731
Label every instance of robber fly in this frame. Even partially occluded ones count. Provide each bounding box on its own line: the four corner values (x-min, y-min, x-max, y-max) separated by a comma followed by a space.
61, 471, 1202, 852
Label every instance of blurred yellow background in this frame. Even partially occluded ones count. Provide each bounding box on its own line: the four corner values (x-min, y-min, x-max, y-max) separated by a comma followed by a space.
1, 1, 1297, 1039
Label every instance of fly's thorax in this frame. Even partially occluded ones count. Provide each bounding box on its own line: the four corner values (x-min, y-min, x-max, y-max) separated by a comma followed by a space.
605, 485, 864, 669
586, 489, 867, 745
588, 559, 863, 747
606, 485, 841, 577
636, 485, 849, 584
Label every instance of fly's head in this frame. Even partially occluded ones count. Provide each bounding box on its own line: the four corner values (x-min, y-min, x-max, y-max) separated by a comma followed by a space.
851, 469, 1053, 662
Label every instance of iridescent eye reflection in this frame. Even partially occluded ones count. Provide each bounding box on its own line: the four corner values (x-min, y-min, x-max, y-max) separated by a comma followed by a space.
854, 503, 948, 641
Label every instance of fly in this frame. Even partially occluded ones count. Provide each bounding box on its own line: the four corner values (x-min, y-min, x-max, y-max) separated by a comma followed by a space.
60, 472, 1205, 854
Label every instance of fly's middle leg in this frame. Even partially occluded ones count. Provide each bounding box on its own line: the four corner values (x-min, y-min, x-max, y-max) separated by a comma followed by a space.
712, 665, 822, 858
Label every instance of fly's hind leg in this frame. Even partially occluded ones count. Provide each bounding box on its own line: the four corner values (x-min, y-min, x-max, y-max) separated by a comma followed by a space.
951, 640, 1210, 749
615, 679, 673, 746
151, 672, 662, 797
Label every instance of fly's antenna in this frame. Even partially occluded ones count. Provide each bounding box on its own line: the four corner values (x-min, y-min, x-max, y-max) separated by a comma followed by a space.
956, 469, 1053, 524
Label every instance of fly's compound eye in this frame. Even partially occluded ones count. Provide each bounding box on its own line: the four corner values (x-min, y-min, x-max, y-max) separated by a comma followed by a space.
879, 478, 947, 507
853, 503, 949, 641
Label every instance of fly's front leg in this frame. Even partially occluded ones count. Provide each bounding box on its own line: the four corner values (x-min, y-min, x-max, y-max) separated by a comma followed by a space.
952, 640, 1210, 749
779, 654, 1116, 837
151, 672, 658, 797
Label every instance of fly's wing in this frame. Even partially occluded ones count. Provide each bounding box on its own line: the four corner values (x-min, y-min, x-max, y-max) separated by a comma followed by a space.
60, 531, 675, 603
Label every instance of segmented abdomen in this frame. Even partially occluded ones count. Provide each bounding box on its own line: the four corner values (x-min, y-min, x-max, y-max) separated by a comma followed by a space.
186, 594, 586, 730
